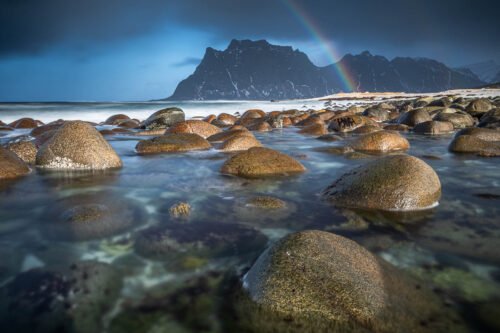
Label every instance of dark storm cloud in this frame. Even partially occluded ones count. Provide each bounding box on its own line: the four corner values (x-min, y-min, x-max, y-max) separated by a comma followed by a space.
1, 0, 499, 59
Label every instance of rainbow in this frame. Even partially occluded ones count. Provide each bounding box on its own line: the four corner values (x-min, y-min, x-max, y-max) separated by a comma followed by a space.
280, 0, 356, 92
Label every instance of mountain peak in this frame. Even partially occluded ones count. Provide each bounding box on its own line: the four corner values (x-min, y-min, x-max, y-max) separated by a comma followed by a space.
360, 50, 372, 57
227, 39, 270, 50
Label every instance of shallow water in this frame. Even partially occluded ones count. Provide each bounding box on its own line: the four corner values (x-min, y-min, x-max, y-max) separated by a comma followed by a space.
1, 106, 500, 332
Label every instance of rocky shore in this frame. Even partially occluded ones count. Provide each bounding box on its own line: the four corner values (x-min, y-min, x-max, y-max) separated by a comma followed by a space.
1, 92, 500, 332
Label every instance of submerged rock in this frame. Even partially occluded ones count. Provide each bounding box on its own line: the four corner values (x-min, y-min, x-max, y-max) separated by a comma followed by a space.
41, 192, 145, 241
167, 120, 222, 138
237, 230, 465, 333
246, 196, 287, 209
134, 222, 267, 261
322, 155, 441, 211
36, 121, 122, 170
0, 261, 122, 333
136, 133, 211, 154
348, 130, 409, 152
220, 147, 306, 178
169, 202, 191, 219
0, 146, 30, 180
140, 107, 185, 130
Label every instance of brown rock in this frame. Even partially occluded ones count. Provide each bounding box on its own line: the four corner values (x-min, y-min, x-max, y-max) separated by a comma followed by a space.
349, 131, 409, 152
5, 141, 37, 164
351, 125, 382, 134
207, 129, 252, 143
322, 155, 441, 210
0, 146, 31, 179
328, 115, 376, 132
434, 112, 474, 129
36, 121, 122, 169
220, 135, 262, 152
298, 123, 328, 136
449, 135, 500, 153
397, 109, 432, 127
221, 147, 305, 178
216, 113, 238, 126
104, 114, 130, 125
9, 118, 39, 129
136, 133, 211, 154
241, 109, 266, 120
455, 127, 500, 141
166, 120, 222, 138
383, 124, 409, 131
247, 120, 272, 132
203, 114, 216, 123
413, 121, 454, 134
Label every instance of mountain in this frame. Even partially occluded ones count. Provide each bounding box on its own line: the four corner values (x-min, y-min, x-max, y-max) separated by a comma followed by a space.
167, 39, 485, 100
457, 60, 500, 83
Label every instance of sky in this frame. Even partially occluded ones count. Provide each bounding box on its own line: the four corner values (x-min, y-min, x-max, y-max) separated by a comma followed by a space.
0, 0, 499, 102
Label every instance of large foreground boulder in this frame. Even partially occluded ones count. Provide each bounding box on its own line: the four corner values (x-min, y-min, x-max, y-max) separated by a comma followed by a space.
140, 107, 185, 130
322, 155, 441, 210
136, 133, 211, 154
4, 141, 38, 164
0, 146, 30, 180
36, 121, 122, 170
239, 230, 465, 333
221, 147, 305, 178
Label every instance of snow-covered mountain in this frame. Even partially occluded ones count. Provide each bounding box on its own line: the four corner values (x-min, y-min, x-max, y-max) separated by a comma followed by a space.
167, 39, 485, 100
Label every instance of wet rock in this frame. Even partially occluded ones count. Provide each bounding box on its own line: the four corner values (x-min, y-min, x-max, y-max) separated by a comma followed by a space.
247, 196, 286, 209
383, 123, 410, 131
413, 121, 454, 134
203, 114, 216, 123
36, 121, 122, 170
362, 107, 390, 121
104, 114, 130, 125
0, 261, 122, 333
30, 122, 64, 137
349, 130, 409, 152
466, 98, 493, 116
221, 147, 306, 178
207, 129, 252, 143
4, 141, 37, 164
478, 108, 500, 128
448, 135, 500, 154
167, 120, 222, 138
316, 134, 343, 141
9, 118, 39, 129
41, 192, 144, 241
140, 107, 185, 130
322, 155, 441, 210
434, 112, 474, 129
240, 109, 266, 120
328, 115, 376, 132
298, 123, 328, 136
134, 222, 267, 261
136, 133, 211, 154
296, 116, 324, 127
237, 230, 465, 333
246, 120, 272, 132
397, 109, 432, 127
473, 300, 500, 332
169, 202, 191, 219
220, 135, 262, 152
215, 113, 237, 126
454, 127, 500, 141
0, 146, 31, 180
117, 119, 140, 128
351, 125, 382, 134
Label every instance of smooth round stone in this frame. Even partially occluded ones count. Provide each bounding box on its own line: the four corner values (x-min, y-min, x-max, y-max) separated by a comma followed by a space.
135, 133, 211, 154
454, 127, 500, 141
434, 112, 474, 129
322, 155, 441, 211
397, 108, 432, 127
448, 135, 500, 153
36, 121, 122, 170
207, 129, 252, 143
140, 107, 185, 130
4, 141, 38, 164
349, 130, 409, 152
413, 120, 454, 134
104, 114, 130, 125
328, 115, 376, 132
166, 120, 222, 138
298, 123, 328, 136
220, 147, 306, 178
220, 135, 262, 152
239, 230, 465, 333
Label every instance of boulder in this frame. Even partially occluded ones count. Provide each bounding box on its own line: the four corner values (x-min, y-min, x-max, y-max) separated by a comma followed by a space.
104, 114, 130, 125
207, 129, 252, 143
362, 107, 390, 122
239, 230, 465, 333
413, 121, 454, 134
466, 98, 493, 116
351, 125, 382, 134
220, 135, 262, 152
4, 141, 37, 164
36, 121, 122, 170
166, 120, 222, 138
397, 109, 432, 127
298, 123, 328, 136
8, 117, 39, 129
322, 155, 441, 210
246, 120, 272, 132
328, 115, 376, 132
349, 131, 409, 152
136, 133, 211, 154
140, 107, 185, 130
448, 135, 500, 153
216, 113, 237, 126
454, 127, 500, 141
434, 112, 474, 129
383, 124, 409, 132
221, 147, 305, 178
0, 146, 31, 180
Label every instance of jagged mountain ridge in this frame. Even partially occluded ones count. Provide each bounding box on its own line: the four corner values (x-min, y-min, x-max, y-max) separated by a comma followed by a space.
167, 39, 485, 100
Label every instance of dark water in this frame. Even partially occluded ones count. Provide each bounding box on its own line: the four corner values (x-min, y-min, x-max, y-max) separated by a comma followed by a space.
1, 127, 499, 332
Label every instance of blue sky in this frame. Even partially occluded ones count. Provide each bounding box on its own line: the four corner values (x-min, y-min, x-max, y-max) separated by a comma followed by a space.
1, 0, 498, 102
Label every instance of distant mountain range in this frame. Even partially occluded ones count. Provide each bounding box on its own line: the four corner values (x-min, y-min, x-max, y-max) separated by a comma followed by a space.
166, 39, 486, 100
456, 60, 500, 83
